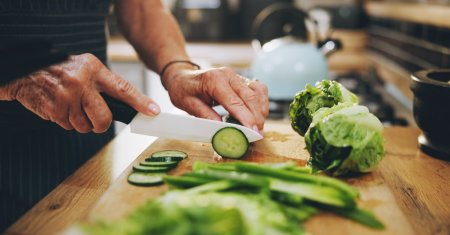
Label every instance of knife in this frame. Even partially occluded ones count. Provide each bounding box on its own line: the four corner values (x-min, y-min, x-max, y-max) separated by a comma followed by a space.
102, 94, 263, 143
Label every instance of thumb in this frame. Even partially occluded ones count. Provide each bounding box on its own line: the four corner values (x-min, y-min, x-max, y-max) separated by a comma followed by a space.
96, 67, 160, 116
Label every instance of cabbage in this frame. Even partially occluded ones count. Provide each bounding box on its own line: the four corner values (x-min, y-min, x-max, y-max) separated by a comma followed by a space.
289, 80, 358, 136
305, 103, 385, 176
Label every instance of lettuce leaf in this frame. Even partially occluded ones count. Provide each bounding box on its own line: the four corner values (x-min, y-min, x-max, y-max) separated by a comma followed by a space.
305, 103, 385, 176
290, 80, 358, 136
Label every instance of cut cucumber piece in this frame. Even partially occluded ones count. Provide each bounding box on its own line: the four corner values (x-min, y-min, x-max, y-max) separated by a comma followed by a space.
140, 161, 178, 168
127, 172, 165, 186
212, 127, 249, 159
151, 150, 188, 159
132, 165, 171, 173
145, 156, 185, 162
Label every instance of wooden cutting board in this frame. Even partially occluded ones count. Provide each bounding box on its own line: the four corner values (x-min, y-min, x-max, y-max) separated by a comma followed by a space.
83, 122, 450, 235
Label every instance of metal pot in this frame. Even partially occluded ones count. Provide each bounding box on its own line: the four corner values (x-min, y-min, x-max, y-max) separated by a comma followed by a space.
411, 69, 450, 160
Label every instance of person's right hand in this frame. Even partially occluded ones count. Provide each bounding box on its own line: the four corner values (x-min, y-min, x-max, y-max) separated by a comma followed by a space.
0, 53, 160, 133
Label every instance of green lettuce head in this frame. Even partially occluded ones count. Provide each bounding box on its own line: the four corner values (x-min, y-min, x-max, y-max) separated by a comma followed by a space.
305, 103, 385, 176
289, 80, 358, 136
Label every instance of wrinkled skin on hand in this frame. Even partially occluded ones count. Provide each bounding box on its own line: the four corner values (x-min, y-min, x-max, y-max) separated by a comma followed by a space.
163, 67, 269, 133
0, 53, 159, 133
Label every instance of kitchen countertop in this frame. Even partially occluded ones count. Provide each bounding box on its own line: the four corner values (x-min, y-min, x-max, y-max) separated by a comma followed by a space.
107, 34, 370, 72
5, 120, 450, 235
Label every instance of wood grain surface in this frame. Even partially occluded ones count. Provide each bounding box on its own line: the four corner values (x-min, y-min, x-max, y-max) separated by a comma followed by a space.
5, 122, 450, 235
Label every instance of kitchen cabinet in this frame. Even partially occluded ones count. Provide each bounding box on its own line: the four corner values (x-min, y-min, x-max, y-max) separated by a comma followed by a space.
5, 121, 450, 235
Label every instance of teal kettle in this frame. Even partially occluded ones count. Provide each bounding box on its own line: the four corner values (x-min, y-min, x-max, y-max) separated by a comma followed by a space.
249, 3, 341, 101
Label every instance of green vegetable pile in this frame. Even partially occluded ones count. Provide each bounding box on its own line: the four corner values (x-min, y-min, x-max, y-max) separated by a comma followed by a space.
290, 80, 358, 136
290, 80, 385, 176
81, 161, 384, 235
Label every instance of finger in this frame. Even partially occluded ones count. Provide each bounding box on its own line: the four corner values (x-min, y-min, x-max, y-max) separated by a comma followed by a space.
68, 102, 93, 133
229, 77, 265, 130
237, 75, 269, 118
248, 81, 270, 117
40, 96, 74, 131
42, 103, 74, 130
82, 90, 112, 133
96, 67, 160, 116
49, 104, 74, 131
208, 79, 256, 130
182, 97, 222, 121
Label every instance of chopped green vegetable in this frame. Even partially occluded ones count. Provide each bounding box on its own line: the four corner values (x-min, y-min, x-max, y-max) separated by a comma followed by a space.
82, 191, 303, 235
187, 169, 270, 189
322, 205, 385, 230
305, 103, 385, 176
163, 175, 213, 188
234, 162, 359, 198
290, 80, 358, 136
270, 179, 354, 208
85, 161, 384, 235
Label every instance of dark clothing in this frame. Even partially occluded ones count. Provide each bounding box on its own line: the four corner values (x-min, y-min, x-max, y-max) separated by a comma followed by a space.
0, 0, 113, 232
0, 0, 110, 129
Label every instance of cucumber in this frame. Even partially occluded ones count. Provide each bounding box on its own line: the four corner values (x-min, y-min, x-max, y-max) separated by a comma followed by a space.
140, 161, 178, 168
132, 165, 172, 173
212, 127, 249, 159
127, 172, 165, 186
128, 150, 188, 187
151, 150, 188, 159
145, 156, 185, 162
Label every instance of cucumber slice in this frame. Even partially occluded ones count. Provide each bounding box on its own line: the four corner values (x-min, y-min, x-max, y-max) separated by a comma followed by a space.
212, 127, 249, 159
151, 150, 188, 159
140, 161, 178, 168
132, 165, 171, 173
145, 156, 185, 162
127, 172, 165, 186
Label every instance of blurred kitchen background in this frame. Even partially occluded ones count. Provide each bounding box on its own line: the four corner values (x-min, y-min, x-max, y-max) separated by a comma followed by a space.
107, 0, 450, 133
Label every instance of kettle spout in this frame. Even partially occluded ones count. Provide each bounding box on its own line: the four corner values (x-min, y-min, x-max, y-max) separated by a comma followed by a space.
318, 39, 342, 57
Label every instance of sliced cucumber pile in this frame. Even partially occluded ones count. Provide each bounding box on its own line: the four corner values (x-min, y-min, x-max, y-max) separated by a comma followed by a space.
212, 127, 249, 159
127, 150, 188, 187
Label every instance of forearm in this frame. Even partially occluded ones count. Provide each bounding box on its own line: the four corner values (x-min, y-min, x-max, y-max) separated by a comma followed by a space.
115, 0, 192, 75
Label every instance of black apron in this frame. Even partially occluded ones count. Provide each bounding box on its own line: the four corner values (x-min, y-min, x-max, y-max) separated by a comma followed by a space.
0, 0, 113, 231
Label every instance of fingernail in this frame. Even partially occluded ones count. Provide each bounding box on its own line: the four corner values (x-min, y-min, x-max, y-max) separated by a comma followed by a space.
148, 103, 160, 115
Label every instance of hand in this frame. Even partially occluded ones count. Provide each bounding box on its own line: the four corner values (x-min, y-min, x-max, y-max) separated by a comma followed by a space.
0, 53, 160, 133
162, 66, 269, 133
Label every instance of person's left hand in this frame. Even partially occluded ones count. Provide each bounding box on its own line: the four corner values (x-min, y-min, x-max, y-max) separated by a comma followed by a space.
162, 66, 269, 133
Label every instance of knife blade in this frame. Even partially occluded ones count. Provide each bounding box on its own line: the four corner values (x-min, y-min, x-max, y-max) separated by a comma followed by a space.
102, 94, 263, 143
130, 112, 262, 143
